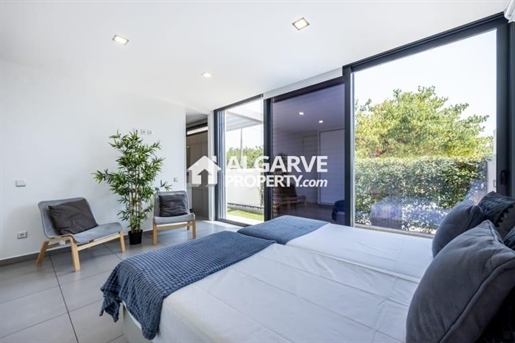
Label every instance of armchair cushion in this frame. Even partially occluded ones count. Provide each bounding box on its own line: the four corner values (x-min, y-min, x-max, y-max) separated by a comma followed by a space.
72, 222, 123, 244
159, 194, 188, 217
48, 199, 98, 235
154, 213, 195, 226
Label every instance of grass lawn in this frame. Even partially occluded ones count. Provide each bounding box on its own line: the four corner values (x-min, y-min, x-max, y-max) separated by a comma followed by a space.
227, 208, 263, 221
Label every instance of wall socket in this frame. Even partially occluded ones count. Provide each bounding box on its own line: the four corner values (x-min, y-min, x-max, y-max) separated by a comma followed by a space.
17, 231, 28, 239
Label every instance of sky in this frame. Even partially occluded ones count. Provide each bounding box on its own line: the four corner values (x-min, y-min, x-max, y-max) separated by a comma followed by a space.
226, 29, 497, 151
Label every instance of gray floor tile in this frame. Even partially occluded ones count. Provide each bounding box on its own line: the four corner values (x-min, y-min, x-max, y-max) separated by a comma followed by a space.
60, 271, 112, 311
54, 253, 121, 286
70, 300, 122, 343
50, 245, 113, 268
0, 220, 224, 342
0, 314, 77, 343
0, 258, 53, 281
0, 287, 67, 338
108, 335, 128, 343
105, 235, 166, 259
0, 267, 58, 304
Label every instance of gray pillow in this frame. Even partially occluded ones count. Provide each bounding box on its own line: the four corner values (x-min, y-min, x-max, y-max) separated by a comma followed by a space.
505, 228, 515, 250
406, 220, 515, 343
159, 193, 188, 217
431, 199, 484, 257
478, 192, 515, 239
48, 199, 98, 235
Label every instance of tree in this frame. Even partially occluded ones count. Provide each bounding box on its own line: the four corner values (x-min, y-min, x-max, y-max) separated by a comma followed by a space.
226, 146, 263, 168
355, 86, 492, 159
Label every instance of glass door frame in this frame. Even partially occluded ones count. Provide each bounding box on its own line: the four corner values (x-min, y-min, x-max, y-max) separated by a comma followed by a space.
342, 12, 512, 227
214, 94, 264, 226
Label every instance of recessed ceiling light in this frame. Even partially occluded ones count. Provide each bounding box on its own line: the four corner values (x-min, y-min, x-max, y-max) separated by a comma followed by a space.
299, 112, 304, 115
112, 35, 129, 45
201, 72, 212, 78
319, 120, 324, 124
292, 17, 310, 31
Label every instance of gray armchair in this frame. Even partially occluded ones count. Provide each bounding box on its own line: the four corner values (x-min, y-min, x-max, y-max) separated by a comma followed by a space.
37, 197, 125, 271
153, 191, 196, 245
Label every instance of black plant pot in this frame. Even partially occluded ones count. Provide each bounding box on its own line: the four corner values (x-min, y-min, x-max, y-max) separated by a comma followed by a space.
128, 231, 143, 245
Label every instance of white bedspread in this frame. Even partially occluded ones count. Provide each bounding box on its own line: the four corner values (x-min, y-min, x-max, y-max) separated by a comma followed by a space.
154, 243, 422, 343
288, 224, 433, 279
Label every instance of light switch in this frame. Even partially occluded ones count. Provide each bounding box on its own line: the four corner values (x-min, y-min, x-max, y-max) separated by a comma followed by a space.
15, 180, 26, 187
173, 177, 179, 182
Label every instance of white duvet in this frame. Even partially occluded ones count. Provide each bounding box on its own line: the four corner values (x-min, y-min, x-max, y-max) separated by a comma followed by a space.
154, 242, 423, 343
288, 224, 433, 279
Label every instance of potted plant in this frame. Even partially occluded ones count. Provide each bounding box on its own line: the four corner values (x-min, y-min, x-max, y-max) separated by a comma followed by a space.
94, 131, 170, 245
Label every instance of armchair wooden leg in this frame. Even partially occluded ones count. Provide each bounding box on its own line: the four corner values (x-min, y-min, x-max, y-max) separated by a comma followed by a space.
119, 231, 126, 252
152, 221, 158, 245
70, 240, 81, 272
192, 220, 197, 239
36, 240, 49, 266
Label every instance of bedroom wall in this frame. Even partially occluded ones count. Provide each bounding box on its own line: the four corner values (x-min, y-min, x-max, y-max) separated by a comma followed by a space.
0, 60, 187, 260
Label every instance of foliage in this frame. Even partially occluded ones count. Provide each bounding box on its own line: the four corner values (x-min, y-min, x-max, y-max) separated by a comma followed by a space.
227, 208, 264, 221
355, 86, 492, 159
94, 131, 170, 233
355, 156, 487, 232
226, 146, 263, 168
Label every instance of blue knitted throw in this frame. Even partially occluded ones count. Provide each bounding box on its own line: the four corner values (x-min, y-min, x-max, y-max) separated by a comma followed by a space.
238, 215, 327, 244
100, 231, 274, 340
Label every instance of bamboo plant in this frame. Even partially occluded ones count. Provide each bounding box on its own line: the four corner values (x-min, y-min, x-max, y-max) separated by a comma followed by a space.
94, 131, 170, 233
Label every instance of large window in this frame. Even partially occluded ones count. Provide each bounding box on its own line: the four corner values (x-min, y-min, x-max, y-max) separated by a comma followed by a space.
353, 30, 497, 234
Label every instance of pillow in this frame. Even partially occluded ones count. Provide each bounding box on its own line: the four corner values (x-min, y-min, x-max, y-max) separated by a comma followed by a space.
159, 193, 189, 217
477, 286, 515, 343
431, 199, 484, 257
48, 199, 98, 235
406, 220, 515, 343
505, 228, 515, 250
478, 192, 515, 239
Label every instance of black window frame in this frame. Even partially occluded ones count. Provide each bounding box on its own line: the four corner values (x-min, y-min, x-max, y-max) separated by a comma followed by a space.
343, 13, 513, 227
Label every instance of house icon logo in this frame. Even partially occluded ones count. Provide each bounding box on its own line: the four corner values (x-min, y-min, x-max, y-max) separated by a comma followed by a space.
188, 156, 221, 187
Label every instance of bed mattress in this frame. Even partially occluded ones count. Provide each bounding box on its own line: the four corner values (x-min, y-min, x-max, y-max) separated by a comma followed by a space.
288, 224, 433, 279
153, 243, 423, 343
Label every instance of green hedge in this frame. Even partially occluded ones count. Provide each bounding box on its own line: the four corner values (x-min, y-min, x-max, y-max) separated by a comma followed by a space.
355, 156, 487, 214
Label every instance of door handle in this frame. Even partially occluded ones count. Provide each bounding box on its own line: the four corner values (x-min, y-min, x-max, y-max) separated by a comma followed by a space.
499, 170, 509, 186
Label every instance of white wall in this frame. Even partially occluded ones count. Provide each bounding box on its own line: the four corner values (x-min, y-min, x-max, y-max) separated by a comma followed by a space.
0, 60, 186, 260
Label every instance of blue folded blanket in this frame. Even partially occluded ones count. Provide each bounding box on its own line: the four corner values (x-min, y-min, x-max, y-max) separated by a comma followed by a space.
100, 231, 274, 340
238, 215, 328, 244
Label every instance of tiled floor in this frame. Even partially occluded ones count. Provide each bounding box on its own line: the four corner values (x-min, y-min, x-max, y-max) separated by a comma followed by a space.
0, 220, 239, 343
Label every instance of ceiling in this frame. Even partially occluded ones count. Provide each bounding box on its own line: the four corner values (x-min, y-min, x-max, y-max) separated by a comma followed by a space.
1, 1, 509, 117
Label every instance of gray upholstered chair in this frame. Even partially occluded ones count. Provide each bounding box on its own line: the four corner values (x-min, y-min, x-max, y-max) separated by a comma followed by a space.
37, 197, 125, 271
153, 191, 196, 245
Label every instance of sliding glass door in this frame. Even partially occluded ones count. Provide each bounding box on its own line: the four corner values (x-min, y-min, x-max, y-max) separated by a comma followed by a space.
271, 82, 345, 223
353, 29, 499, 234
216, 98, 264, 225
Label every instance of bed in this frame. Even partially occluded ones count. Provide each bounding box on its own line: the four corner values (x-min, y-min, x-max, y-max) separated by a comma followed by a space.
238, 216, 433, 278
102, 215, 515, 343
